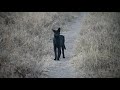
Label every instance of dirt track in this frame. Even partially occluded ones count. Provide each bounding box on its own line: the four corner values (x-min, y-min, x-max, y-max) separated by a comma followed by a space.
41, 12, 87, 78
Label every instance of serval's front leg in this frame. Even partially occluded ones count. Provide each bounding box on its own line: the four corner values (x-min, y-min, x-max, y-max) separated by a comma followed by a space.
57, 47, 61, 60
54, 46, 57, 60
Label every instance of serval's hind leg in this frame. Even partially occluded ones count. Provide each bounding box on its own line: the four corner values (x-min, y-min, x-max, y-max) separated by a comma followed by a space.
62, 46, 65, 58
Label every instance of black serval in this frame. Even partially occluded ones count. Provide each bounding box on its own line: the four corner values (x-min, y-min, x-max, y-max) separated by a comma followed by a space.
52, 28, 66, 60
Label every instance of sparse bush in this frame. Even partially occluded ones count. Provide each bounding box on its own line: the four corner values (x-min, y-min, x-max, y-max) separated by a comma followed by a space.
72, 12, 120, 78
0, 12, 79, 78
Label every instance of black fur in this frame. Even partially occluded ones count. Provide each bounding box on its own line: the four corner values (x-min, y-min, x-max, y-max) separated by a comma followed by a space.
52, 28, 66, 60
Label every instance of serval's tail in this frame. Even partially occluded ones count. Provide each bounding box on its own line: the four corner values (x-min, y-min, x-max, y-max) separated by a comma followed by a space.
64, 44, 66, 50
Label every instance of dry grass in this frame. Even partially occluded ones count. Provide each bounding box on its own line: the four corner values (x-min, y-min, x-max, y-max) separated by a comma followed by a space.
0, 12, 79, 78
72, 12, 120, 78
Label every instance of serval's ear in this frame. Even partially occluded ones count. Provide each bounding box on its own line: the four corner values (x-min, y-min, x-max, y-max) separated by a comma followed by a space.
52, 29, 55, 33
58, 28, 60, 32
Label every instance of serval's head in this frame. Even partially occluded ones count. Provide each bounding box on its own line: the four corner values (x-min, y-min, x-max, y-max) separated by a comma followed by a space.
52, 28, 61, 37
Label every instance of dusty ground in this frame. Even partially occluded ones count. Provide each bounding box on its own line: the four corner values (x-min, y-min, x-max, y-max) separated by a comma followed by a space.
0, 12, 80, 78
1, 12, 120, 78
41, 12, 87, 78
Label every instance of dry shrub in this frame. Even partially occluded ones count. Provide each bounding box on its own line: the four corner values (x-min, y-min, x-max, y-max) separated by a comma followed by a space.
73, 12, 120, 78
0, 12, 79, 78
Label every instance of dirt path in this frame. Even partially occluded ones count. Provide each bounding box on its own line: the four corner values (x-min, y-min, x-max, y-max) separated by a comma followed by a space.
41, 12, 87, 78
